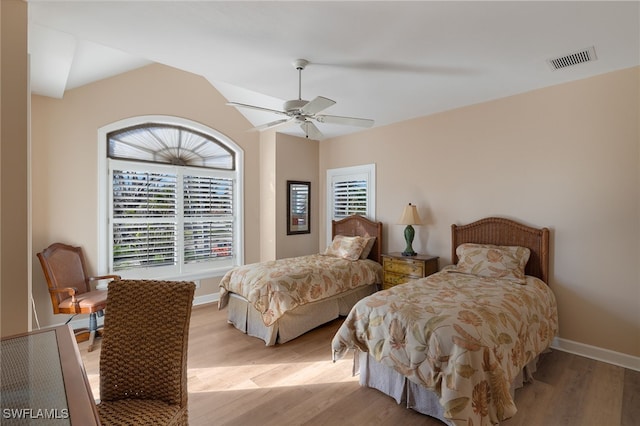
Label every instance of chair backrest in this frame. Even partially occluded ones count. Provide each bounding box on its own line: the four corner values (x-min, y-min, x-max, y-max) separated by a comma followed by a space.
99, 280, 196, 407
37, 243, 91, 311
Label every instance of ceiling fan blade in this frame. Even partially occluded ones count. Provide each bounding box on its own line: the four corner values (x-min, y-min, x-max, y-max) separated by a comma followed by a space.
300, 96, 336, 115
227, 101, 288, 116
315, 114, 374, 128
251, 117, 294, 132
300, 121, 324, 140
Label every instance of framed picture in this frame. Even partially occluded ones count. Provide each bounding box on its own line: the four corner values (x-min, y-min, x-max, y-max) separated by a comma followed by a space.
287, 180, 310, 235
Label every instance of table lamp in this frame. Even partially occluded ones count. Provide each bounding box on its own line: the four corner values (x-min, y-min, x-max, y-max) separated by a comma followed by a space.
398, 203, 422, 256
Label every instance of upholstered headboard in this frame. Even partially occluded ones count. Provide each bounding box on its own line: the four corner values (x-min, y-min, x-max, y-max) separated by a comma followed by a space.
332, 215, 383, 264
451, 217, 550, 283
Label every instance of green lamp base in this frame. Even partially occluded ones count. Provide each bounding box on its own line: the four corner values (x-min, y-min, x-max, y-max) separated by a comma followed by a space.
402, 225, 417, 256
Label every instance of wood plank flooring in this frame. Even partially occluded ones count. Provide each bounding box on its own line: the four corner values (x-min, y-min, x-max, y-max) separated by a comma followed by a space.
79, 303, 639, 426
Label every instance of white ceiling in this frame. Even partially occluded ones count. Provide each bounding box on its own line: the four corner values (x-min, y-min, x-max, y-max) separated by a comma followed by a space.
27, 1, 640, 139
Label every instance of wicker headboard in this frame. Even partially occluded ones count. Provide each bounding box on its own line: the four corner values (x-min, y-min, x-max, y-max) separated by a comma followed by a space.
451, 217, 550, 283
332, 215, 383, 264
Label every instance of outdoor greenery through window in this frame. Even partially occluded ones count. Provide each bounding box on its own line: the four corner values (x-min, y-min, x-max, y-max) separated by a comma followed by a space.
107, 121, 241, 278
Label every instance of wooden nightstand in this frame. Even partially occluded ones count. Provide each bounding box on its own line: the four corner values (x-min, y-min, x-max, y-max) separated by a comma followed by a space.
381, 253, 439, 290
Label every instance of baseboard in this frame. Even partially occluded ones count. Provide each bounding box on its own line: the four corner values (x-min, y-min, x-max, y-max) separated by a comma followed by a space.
551, 337, 640, 372
194, 293, 219, 306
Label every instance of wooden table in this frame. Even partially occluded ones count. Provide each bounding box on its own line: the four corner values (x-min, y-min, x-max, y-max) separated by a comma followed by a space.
1, 325, 101, 425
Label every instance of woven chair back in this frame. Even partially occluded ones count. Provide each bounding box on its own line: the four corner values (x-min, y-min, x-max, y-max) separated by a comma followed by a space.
99, 280, 195, 406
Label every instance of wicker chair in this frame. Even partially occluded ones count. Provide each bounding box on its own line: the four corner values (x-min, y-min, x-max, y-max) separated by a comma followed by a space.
97, 280, 196, 426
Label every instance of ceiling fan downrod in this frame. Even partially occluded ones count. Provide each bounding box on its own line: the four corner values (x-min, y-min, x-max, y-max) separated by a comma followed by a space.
293, 59, 309, 101
284, 59, 310, 113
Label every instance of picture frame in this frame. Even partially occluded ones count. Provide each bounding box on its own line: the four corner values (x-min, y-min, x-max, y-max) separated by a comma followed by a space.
287, 180, 310, 235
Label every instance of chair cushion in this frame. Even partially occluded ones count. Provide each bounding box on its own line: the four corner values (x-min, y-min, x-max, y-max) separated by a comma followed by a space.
58, 289, 107, 310
97, 399, 187, 426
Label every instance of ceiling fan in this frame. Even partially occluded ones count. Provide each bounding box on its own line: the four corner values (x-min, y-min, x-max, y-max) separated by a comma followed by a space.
227, 59, 374, 140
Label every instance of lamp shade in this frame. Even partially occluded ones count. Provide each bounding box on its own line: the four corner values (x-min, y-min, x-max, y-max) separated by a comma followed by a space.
397, 203, 423, 225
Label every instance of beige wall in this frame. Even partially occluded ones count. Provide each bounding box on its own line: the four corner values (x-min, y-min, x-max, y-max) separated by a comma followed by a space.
1, 0, 30, 337
259, 130, 319, 260
319, 67, 640, 358
30, 63, 262, 329
275, 133, 319, 259
259, 130, 277, 261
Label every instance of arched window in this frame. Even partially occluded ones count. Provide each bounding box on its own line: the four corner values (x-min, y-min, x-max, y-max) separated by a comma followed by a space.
108, 123, 235, 169
98, 117, 243, 280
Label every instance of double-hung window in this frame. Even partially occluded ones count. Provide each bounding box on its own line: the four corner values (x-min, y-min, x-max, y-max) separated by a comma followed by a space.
100, 118, 243, 280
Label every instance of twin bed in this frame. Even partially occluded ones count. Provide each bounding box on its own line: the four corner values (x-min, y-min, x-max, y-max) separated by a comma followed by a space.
218, 215, 383, 346
218, 215, 558, 425
332, 217, 558, 425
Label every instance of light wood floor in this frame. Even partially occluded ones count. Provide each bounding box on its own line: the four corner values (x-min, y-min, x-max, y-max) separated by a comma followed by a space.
79, 303, 639, 426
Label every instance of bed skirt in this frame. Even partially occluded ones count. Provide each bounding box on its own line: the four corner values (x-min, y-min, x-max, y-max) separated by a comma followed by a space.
226, 283, 378, 345
355, 350, 540, 425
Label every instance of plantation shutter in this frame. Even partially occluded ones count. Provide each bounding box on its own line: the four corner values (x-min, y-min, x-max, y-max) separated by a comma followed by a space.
112, 170, 178, 271
332, 179, 368, 218
183, 176, 234, 263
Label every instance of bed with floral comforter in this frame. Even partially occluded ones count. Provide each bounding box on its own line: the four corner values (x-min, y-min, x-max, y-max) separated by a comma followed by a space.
332, 263, 558, 426
218, 215, 384, 346
332, 218, 557, 425
219, 253, 382, 327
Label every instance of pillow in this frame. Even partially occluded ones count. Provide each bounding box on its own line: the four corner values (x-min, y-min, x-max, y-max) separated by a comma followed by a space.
453, 243, 530, 284
325, 235, 368, 261
359, 236, 376, 259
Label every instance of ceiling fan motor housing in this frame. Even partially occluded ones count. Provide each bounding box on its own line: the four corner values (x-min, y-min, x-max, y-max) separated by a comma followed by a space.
284, 99, 309, 113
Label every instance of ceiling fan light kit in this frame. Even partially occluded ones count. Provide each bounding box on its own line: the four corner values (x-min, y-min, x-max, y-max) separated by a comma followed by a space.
228, 58, 374, 140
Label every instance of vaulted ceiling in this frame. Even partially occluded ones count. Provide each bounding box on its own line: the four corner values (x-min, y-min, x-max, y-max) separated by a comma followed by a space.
28, 1, 640, 139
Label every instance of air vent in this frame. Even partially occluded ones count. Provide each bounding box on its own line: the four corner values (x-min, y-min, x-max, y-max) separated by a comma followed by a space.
547, 46, 597, 71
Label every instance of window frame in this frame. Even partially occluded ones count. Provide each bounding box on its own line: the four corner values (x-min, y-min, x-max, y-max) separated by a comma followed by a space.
98, 116, 244, 280
325, 163, 376, 244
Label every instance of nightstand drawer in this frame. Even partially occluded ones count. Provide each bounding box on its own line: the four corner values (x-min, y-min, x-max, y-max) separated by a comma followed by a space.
381, 253, 439, 290
383, 271, 413, 288
383, 257, 424, 277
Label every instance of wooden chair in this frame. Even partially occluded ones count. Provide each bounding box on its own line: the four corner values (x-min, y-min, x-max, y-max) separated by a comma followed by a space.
97, 279, 196, 426
37, 242, 120, 352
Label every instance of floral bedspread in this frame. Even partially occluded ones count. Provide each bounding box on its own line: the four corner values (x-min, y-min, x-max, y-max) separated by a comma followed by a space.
332, 267, 558, 426
218, 254, 382, 327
